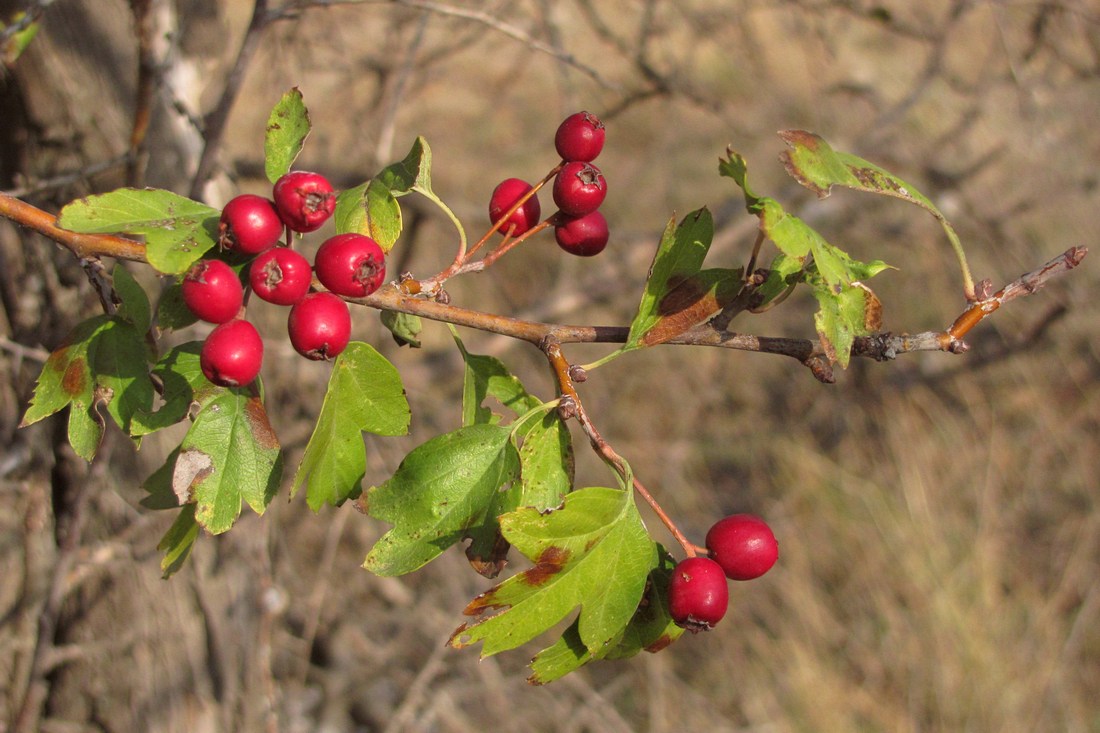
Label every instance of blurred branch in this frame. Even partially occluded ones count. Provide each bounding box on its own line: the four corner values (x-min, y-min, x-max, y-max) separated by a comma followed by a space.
188, 0, 273, 201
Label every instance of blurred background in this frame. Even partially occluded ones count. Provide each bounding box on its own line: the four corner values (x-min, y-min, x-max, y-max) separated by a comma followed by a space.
1, 1, 1098, 731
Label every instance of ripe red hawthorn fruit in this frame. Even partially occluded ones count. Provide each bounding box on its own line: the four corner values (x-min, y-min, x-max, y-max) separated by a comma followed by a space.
218, 194, 284, 254
554, 111, 605, 162
288, 291, 351, 360
272, 171, 336, 233
249, 247, 312, 306
181, 259, 244, 324
314, 233, 387, 298
705, 514, 779, 581
554, 210, 609, 256
200, 318, 263, 387
668, 556, 729, 632
552, 161, 607, 216
488, 178, 542, 237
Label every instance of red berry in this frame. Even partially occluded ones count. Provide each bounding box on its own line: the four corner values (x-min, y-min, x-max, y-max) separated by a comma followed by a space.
552, 161, 606, 216
554, 211, 608, 256
705, 514, 779, 581
488, 178, 542, 237
200, 318, 263, 387
668, 557, 729, 632
272, 171, 336, 233
554, 111, 605, 162
288, 291, 351, 360
218, 194, 284, 254
314, 233, 387, 298
249, 247, 312, 306
181, 259, 244, 324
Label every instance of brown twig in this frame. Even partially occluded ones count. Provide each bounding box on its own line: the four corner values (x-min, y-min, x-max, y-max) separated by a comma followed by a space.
0, 191, 146, 262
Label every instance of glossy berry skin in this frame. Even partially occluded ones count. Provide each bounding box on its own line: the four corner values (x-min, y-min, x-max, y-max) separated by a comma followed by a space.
218, 194, 284, 254
181, 259, 244, 324
554, 111, 605, 162
200, 318, 263, 387
314, 233, 386, 298
488, 178, 542, 236
553, 161, 606, 216
288, 291, 351, 360
554, 211, 608, 256
705, 514, 779, 581
272, 171, 336, 233
668, 556, 729, 632
249, 247, 312, 306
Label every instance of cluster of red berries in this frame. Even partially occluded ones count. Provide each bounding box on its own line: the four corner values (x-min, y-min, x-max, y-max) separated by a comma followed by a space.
668, 514, 779, 633
488, 111, 610, 256
183, 171, 387, 387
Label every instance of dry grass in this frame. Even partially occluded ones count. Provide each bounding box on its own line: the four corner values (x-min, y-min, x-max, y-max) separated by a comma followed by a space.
2, 1, 1099, 731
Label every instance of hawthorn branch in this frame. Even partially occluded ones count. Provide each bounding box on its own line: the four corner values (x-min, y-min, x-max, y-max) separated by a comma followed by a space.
0, 192, 1086, 372
0, 191, 147, 262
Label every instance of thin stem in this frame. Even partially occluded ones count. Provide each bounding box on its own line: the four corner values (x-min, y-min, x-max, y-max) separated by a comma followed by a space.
541, 337, 699, 557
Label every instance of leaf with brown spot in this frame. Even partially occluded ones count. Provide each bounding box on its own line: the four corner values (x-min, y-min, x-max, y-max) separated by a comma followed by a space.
641, 268, 741, 346
527, 546, 684, 684
449, 487, 656, 659
177, 388, 282, 534
625, 208, 715, 351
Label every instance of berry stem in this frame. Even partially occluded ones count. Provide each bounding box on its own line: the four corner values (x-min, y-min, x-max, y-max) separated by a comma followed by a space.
417, 164, 562, 295
540, 336, 700, 558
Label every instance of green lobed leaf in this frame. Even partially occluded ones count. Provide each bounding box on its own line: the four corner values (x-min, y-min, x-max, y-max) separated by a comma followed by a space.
334, 179, 403, 252
378, 137, 468, 250
625, 208, 716, 351
515, 412, 573, 512
157, 504, 199, 578
264, 87, 311, 184
87, 318, 155, 436
527, 548, 684, 684
21, 315, 154, 455
57, 188, 220, 274
811, 280, 882, 368
377, 136, 434, 195
155, 282, 199, 331
380, 310, 422, 348
20, 316, 108, 429
111, 264, 152, 335
362, 424, 519, 577
454, 332, 541, 427
131, 342, 209, 436
293, 342, 411, 511
449, 486, 657, 658
777, 130, 973, 296
175, 389, 282, 534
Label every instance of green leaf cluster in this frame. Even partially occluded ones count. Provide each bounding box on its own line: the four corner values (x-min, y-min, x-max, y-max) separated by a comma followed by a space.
720, 146, 892, 366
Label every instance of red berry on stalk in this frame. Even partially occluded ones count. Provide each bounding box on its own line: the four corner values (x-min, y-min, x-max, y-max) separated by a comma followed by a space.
488, 178, 542, 237
218, 194, 284, 254
314, 233, 387, 298
200, 318, 263, 387
668, 556, 729, 632
181, 259, 244, 324
552, 161, 606, 216
554, 211, 608, 256
249, 247, 312, 306
272, 171, 336, 233
288, 291, 351, 360
705, 514, 779, 581
554, 111, 605, 162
